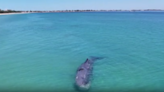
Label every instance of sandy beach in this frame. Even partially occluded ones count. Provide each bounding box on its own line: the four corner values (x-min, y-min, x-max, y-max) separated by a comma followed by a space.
0, 12, 30, 16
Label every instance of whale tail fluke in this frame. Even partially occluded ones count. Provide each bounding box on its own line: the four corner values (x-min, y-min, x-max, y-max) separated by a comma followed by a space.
88, 56, 105, 63
90, 56, 104, 60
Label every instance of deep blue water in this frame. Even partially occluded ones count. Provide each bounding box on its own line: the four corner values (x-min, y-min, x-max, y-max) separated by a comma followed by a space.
0, 12, 164, 92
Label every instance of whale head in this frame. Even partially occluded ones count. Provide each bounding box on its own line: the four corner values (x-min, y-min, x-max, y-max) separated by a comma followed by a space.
75, 67, 90, 90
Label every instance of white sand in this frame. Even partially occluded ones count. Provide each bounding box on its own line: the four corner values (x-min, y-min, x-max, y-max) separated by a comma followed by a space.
0, 12, 30, 16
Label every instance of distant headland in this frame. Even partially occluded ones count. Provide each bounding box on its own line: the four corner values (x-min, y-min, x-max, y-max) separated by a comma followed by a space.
0, 9, 164, 14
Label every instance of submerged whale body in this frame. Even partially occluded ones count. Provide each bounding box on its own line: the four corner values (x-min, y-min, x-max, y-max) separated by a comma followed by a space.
75, 56, 103, 90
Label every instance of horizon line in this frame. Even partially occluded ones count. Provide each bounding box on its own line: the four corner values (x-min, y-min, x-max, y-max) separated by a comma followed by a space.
1, 9, 164, 11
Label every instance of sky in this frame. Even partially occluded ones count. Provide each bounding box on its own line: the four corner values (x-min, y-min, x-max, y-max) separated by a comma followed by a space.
0, 0, 164, 10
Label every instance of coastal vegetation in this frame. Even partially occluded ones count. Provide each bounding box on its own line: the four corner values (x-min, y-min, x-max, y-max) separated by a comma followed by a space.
0, 9, 164, 14
0, 9, 21, 13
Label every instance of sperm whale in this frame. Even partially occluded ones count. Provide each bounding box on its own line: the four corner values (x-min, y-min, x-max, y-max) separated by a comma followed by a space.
75, 56, 103, 90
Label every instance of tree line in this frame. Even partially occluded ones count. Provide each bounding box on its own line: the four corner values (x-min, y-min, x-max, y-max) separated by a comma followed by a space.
0, 9, 22, 13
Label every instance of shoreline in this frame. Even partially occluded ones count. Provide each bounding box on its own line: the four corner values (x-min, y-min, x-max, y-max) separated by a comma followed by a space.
0, 12, 30, 16
0, 11, 164, 16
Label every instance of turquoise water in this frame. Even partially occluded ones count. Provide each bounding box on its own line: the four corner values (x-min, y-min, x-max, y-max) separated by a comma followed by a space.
0, 12, 164, 92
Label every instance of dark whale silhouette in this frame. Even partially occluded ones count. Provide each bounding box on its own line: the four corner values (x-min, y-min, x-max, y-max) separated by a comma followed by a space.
75, 56, 103, 90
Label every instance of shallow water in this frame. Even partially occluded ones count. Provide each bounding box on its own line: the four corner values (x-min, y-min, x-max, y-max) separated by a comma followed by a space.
0, 12, 164, 91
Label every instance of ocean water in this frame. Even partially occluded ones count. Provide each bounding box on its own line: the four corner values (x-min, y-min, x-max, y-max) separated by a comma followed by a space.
0, 12, 164, 92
